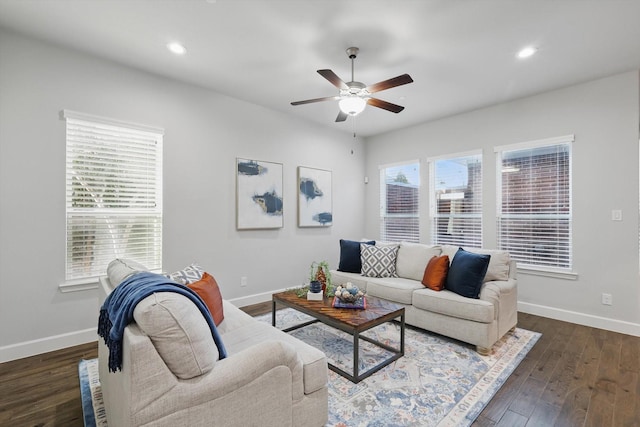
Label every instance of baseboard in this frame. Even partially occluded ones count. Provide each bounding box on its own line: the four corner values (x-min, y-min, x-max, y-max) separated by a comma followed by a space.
227, 287, 288, 307
0, 328, 98, 363
518, 301, 640, 337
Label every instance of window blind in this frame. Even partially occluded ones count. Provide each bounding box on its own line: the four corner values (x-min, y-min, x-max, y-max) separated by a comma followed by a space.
429, 152, 482, 248
379, 162, 420, 242
64, 111, 163, 281
496, 136, 572, 270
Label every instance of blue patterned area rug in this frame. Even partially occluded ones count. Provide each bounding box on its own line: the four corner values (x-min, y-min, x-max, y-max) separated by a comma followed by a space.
79, 309, 539, 427
78, 358, 107, 427
260, 309, 539, 427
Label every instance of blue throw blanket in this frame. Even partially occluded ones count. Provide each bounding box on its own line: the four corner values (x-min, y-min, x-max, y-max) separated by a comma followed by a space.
98, 271, 227, 372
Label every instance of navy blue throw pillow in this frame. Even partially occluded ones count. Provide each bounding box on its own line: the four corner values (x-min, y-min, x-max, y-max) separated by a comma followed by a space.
338, 239, 375, 273
445, 248, 491, 299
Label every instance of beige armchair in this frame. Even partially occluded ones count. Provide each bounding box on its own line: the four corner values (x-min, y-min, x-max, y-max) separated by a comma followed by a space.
97, 272, 328, 427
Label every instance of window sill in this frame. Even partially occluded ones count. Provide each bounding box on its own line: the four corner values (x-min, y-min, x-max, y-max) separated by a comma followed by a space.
58, 278, 99, 293
517, 265, 578, 280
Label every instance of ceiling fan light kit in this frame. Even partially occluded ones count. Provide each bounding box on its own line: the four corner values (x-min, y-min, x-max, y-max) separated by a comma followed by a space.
291, 47, 413, 123
339, 95, 367, 116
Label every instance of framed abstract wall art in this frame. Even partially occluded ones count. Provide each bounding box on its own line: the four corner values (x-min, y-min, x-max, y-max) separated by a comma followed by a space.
236, 158, 283, 230
298, 166, 332, 227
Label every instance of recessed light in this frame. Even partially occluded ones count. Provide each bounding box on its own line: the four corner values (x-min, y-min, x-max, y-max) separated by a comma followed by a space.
167, 42, 187, 55
517, 46, 537, 59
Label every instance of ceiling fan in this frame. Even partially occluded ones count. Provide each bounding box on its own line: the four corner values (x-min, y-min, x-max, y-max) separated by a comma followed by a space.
291, 47, 414, 122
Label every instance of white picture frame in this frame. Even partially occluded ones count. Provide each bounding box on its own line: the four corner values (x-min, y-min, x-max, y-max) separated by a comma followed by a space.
298, 166, 332, 227
236, 158, 284, 230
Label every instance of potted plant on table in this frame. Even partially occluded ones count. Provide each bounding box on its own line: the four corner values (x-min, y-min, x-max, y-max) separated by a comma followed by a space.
309, 261, 333, 296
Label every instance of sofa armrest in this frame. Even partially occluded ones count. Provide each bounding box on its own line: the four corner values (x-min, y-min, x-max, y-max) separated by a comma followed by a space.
480, 276, 518, 338
128, 340, 304, 423
479, 279, 517, 317
194, 339, 304, 402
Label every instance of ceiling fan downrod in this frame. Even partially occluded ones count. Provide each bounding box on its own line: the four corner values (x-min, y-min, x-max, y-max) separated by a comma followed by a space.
346, 47, 359, 82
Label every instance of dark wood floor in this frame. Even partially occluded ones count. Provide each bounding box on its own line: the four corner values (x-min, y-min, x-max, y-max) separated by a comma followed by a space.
1, 304, 638, 426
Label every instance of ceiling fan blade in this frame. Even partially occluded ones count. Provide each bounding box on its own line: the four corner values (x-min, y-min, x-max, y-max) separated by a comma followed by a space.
318, 69, 348, 90
366, 74, 413, 93
367, 98, 405, 113
291, 96, 337, 106
335, 110, 348, 122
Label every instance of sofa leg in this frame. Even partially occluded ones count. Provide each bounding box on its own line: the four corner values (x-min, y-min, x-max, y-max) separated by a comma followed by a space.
476, 346, 491, 356
510, 325, 517, 333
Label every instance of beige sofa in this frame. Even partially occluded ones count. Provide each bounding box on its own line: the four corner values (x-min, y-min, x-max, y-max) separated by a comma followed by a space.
331, 242, 518, 354
97, 264, 328, 427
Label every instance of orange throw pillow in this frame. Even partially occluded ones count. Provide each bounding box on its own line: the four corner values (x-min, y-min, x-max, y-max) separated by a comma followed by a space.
422, 255, 450, 291
188, 272, 224, 326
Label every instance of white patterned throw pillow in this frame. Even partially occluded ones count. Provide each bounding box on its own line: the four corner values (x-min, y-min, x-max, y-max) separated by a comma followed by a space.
164, 263, 204, 285
360, 243, 399, 278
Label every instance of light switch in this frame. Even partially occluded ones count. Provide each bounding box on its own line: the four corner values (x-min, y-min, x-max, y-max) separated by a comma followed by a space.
611, 210, 622, 221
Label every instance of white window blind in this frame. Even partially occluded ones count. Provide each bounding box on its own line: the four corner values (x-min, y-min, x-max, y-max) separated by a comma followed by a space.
379, 162, 420, 242
429, 152, 482, 248
496, 135, 573, 270
64, 110, 163, 281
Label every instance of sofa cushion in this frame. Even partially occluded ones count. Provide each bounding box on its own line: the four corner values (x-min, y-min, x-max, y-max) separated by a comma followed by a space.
471, 249, 510, 281
330, 270, 369, 291
220, 303, 327, 395
395, 242, 442, 281
165, 263, 204, 285
365, 277, 423, 305
133, 292, 218, 379
445, 248, 490, 299
338, 239, 375, 273
412, 288, 495, 323
421, 255, 449, 291
360, 243, 399, 278
107, 258, 148, 286
442, 245, 510, 282
188, 272, 224, 326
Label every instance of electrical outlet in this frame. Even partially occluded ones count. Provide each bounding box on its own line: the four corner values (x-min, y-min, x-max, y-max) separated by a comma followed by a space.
611, 210, 623, 221
601, 293, 612, 305
240, 276, 247, 287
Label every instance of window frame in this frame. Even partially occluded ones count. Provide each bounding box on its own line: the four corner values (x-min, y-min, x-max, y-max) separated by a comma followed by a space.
428, 150, 483, 248
379, 160, 420, 243
62, 110, 164, 285
495, 134, 574, 276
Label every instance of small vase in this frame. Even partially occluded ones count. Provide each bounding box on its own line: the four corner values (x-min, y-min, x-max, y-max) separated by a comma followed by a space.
309, 280, 322, 293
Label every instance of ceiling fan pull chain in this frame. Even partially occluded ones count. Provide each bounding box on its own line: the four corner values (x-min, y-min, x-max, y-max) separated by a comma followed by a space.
352, 115, 357, 138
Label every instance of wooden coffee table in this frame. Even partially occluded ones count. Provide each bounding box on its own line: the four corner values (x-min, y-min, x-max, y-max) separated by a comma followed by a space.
272, 291, 405, 383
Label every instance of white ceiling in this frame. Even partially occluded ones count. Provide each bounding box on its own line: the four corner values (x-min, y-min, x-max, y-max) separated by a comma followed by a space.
1, 0, 640, 137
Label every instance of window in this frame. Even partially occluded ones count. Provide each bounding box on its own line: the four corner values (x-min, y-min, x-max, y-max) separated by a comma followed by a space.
64, 110, 163, 281
379, 161, 420, 242
429, 152, 482, 247
496, 135, 573, 271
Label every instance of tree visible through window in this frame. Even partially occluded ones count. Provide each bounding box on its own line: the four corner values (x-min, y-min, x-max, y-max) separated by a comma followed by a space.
64, 111, 163, 281
429, 152, 483, 247
379, 162, 420, 242
496, 135, 573, 270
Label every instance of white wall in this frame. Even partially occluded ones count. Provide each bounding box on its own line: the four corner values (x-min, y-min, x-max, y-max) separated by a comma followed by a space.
2, 29, 638, 362
0, 30, 366, 361
365, 71, 640, 335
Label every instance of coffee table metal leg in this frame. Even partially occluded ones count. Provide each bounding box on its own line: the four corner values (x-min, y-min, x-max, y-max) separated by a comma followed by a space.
400, 312, 405, 356
353, 330, 359, 381
272, 300, 276, 327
